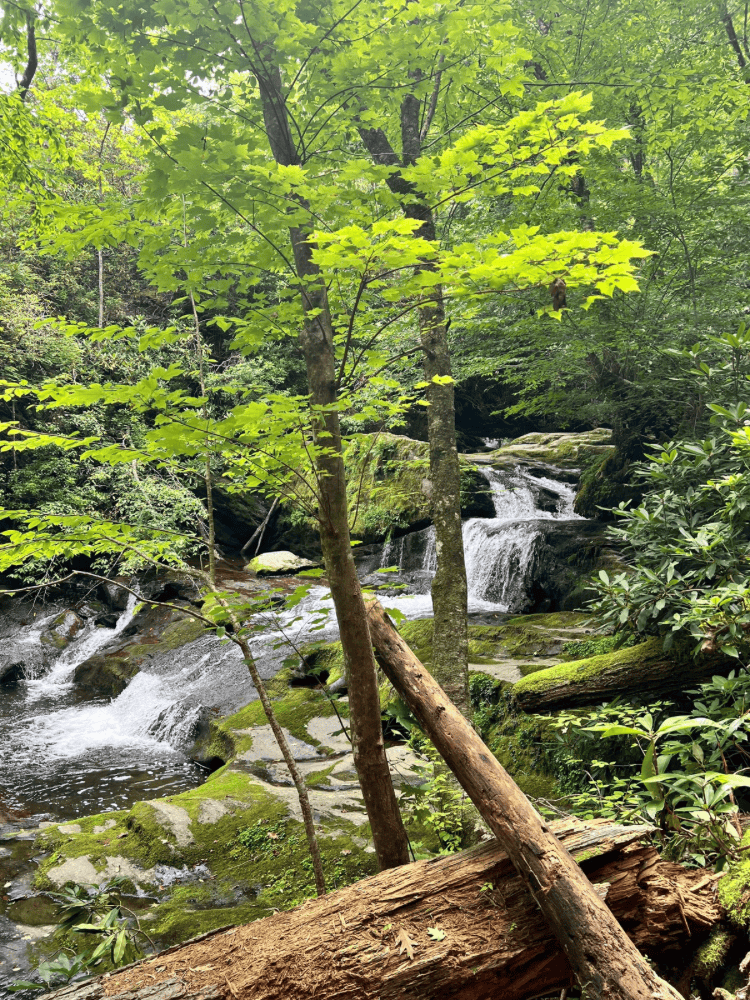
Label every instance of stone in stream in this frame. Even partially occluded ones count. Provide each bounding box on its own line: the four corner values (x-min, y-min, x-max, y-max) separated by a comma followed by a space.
244, 551, 320, 576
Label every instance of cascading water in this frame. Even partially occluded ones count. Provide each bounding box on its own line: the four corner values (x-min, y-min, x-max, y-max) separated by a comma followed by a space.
0, 588, 348, 819
0, 596, 205, 819
379, 464, 583, 614
0, 463, 584, 822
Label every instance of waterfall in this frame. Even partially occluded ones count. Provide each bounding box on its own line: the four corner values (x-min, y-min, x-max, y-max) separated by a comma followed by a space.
30, 593, 139, 691
380, 464, 583, 613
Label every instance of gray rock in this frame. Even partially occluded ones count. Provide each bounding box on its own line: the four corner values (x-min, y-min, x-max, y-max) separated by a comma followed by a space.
328, 676, 348, 695
245, 551, 320, 576
98, 578, 132, 611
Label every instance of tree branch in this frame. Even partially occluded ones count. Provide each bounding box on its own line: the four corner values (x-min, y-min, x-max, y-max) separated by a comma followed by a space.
18, 14, 37, 101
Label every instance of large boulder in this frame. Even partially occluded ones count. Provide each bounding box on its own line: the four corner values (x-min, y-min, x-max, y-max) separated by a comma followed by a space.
245, 551, 320, 576
470, 429, 614, 474
503, 518, 624, 613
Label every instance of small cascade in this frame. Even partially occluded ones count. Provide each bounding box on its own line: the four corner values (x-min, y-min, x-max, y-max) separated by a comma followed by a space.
380, 464, 583, 612
32, 593, 138, 690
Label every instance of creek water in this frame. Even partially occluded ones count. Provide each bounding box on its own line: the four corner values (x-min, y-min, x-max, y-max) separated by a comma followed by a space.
0, 461, 588, 993
0, 466, 581, 823
0, 465, 582, 824
0, 596, 207, 820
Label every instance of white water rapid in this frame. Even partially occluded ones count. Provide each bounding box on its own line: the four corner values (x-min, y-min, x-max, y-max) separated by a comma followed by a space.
0, 463, 583, 821
378, 465, 583, 616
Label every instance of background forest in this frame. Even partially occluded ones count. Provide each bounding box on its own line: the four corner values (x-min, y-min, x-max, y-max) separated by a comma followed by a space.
3, 0, 749, 526
4, 2, 750, 999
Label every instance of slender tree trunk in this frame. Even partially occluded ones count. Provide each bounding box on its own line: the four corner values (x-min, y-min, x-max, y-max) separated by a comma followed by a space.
358, 99, 469, 715
365, 600, 684, 1000
253, 59, 410, 870
17, 15, 37, 101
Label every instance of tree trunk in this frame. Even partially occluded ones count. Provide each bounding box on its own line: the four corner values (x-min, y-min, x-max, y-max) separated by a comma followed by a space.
358, 104, 469, 715
253, 58, 409, 870
512, 636, 738, 713
365, 600, 685, 1000
45, 820, 720, 1000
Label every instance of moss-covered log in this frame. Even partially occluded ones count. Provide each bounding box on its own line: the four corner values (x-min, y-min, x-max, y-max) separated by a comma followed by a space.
43, 819, 720, 1000
512, 637, 737, 712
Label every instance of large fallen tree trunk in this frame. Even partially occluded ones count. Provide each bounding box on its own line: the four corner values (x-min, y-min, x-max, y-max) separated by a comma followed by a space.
512, 635, 737, 713
365, 601, 685, 1000
47, 819, 720, 1000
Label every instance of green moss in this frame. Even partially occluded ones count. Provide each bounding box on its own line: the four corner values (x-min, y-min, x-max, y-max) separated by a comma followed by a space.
306, 614, 588, 684
34, 812, 132, 888
484, 430, 613, 471
513, 637, 663, 696
217, 687, 340, 753
693, 926, 734, 978
719, 828, 750, 924
149, 900, 271, 945
159, 618, 206, 650
562, 633, 636, 660
490, 717, 561, 800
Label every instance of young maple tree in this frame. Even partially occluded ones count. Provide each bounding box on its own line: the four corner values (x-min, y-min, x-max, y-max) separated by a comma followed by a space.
4, 0, 647, 878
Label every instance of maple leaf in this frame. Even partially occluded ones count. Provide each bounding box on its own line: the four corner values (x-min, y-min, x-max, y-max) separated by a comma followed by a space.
396, 928, 416, 959
427, 928, 446, 941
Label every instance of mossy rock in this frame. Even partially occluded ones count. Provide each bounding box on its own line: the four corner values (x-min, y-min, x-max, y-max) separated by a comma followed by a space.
245, 551, 320, 576
719, 827, 750, 925
272, 432, 494, 554
469, 429, 614, 472
574, 447, 643, 520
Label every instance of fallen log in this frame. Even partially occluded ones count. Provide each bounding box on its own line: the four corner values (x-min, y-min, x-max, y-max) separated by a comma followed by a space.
365, 600, 684, 1000
512, 636, 737, 713
46, 819, 721, 1000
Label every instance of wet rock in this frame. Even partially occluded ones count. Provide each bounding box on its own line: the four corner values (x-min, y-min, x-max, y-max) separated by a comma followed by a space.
73, 609, 205, 697
94, 611, 120, 628
508, 518, 623, 613
42, 611, 85, 647
245, 551, 320, 576
0, 658, 28, 685
75, 600, 109, 621
99, 577, 132, 611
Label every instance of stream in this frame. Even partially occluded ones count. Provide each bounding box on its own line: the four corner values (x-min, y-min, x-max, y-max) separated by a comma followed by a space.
0, 461, 589, 988
0, 464, 583, 821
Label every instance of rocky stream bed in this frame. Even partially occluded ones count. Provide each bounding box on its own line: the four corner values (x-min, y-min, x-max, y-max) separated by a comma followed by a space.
0, 429, 670, 993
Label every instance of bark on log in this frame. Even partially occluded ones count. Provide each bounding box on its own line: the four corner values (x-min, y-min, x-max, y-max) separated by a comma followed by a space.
45, 819, 721, 1000
512, 636, 737, 713
365, 601, 685, 1000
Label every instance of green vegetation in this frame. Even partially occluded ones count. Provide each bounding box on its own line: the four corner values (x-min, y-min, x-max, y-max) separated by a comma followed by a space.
3, 0, 750, 990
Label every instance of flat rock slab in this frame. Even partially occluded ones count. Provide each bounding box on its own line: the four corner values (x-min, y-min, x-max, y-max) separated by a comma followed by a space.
305, 716, 351, 754
196, 798, 246, 825
48, 854, 157, 888
147, 801, 195, 847
48, 856, 99, 887
235, 725, 324, 763
469, 661, 524, 683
